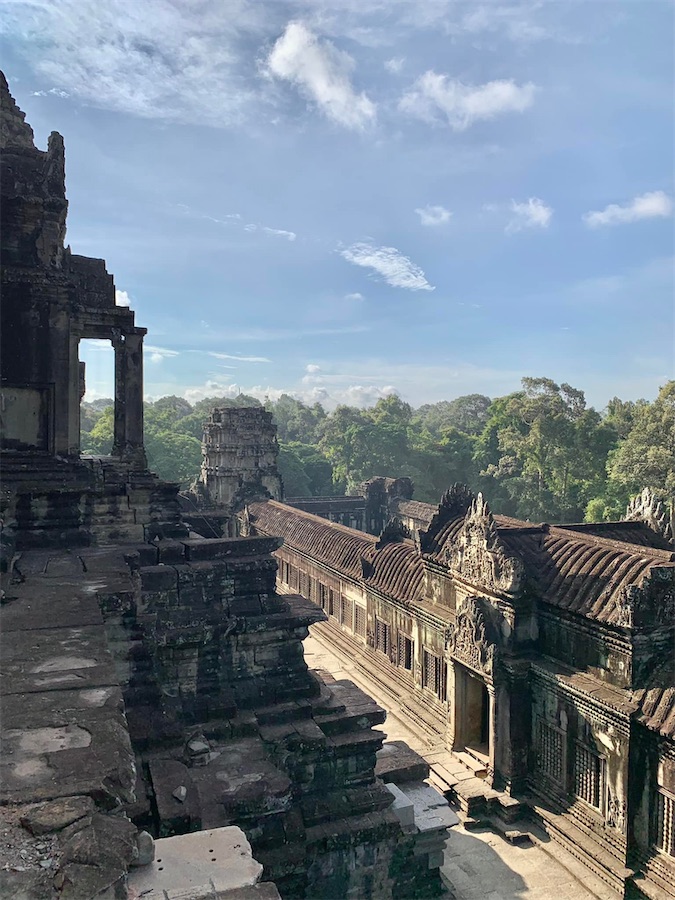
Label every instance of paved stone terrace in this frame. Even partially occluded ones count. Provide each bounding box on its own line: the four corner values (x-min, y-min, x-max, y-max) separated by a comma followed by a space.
304, 631, 616, 900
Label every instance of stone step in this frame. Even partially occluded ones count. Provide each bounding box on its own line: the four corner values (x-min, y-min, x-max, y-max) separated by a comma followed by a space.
455, 750, 488, 778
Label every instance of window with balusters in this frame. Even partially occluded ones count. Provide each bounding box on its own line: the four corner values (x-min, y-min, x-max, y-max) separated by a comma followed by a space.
397, 633, 413, 671
573, 742, 604, 810
423, 649, 447, 702
340, 595, 353, 630
354, 604, 366, 638
534, 717, 565, 785
375, 618, 391, 656
655, 788, 675, 857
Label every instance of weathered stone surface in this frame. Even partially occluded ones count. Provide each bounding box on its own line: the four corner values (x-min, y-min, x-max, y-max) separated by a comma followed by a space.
128, 826, 265, 899
131, 829, 155, 866
20, 796, 94, 835
56, 812, 137, 899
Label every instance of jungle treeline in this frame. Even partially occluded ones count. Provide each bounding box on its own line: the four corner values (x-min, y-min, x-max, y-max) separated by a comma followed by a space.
80, 378, 674, 525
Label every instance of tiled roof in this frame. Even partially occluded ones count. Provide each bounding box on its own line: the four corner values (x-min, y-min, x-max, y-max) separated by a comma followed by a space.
633, 659, 675, 739
248, 500, 424, 604
248, 500, 374, 581
501, 526, 674, 626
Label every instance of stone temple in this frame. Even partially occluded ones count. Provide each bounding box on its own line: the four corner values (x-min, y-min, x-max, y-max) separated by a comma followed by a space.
0, 74, 457, 899
187, 396, 675, 898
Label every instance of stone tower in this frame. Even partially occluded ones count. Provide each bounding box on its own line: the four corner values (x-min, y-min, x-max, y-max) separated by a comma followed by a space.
199, 407, 283, 510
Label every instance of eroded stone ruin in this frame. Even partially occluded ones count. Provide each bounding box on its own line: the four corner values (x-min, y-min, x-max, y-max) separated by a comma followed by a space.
0, 74, 455, 900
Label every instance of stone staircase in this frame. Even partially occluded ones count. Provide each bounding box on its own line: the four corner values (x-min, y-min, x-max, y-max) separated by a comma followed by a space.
1, 451, 187, 549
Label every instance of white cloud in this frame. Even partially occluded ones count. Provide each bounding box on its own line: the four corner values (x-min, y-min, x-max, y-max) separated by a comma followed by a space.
306, 364, 321, 374
400, 72, 536, 130
415, 204, 452, 226
344, 292, 364, 301
145, 345, 179, 364
6, 0, 263, 126
384, 57, 405, 74
266, 21, 376, 130
115, 289, 131, 307
506, 197, 552, 233
582, 191, 673, 228
262, 226, 297, 241
340, 243, 434, 291
31, 87, 70, 98
207, 352, 271, 363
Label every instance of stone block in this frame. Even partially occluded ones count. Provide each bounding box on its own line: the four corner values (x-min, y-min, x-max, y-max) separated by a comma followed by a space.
140, 565, 178, 591
20, 795, 94, 835
384, 782, 415, 828
127, 826, 264, 899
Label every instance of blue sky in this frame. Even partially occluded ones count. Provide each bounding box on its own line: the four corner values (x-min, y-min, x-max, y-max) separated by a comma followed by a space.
2, 0, 673, 409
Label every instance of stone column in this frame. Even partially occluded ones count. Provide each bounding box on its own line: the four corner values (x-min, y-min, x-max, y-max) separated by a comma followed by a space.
112, 330, 126, 457
67, 332, 81, 455
487, 683, 497, 785
122, 330, 146, 468
446, 660, 457, 750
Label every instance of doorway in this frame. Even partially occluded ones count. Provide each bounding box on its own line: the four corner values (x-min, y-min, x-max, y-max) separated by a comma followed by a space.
456, 664, 490, 756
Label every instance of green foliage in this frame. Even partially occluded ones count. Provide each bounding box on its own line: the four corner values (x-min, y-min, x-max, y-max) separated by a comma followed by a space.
145, 431, 202, 485
607, 381, 675, 495
81, 405, 114, 455
477, 378, 618, 522
79, 379, 672, 523
414, 394, 491, 437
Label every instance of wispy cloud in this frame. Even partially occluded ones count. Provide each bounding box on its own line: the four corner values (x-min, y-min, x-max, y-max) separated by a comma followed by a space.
340, 243, 434, 291
400, 72, 536, 130
582, 191, 673, 228
145, 345, 180, 364
415, 204, 452, 226
506, 197, 552, 233
203, 325, 370, 343
384, 57, 405, 74
262, 226, 297, 241
31, 87, 70, 98
305, 363, 321, 374
115, 289, 131, 307
207, 352, 271, 363
344, 292, 364, 301
5, 0, 264, 126
266, 21, 376, 130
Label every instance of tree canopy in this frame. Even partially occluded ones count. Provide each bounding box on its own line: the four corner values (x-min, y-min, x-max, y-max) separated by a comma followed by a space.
79, 379, 674, 522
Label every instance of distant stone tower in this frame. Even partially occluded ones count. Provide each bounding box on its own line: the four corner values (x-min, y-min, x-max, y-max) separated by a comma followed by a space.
198, 407, 283, 511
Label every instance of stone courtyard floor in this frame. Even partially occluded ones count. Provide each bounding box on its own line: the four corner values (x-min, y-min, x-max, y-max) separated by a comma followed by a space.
304, 631, 615, 900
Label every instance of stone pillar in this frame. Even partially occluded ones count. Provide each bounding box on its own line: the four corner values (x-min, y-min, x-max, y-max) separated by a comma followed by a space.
487, 683, 496, 785
122, 330, 146, 468
67, 332, 81, 456
112, 330, 126, 457
446, 660, 457, 750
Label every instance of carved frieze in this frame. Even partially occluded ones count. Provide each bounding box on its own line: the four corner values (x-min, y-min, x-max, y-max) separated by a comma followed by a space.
614, 568, 675, 629
625, 487, 673, 544
418, 483, 474, 553
445, 493, 524, 596
606, 790, 626, 833
449, 595, 498, 676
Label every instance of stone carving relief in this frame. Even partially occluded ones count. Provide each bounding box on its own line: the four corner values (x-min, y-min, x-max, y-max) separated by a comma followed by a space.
376, 517, 411, 550
625, 487, 673, 544
445, 493, 524, 595
614, 569, 675, 629
449, 595, 497, 676
418, 483, 474, 553
606, 790, 626, 833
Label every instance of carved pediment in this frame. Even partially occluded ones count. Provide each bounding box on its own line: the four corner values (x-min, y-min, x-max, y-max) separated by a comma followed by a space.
418, 483, 474, 553
449, 595, 498, 676
614, 566, 675, 629
445, 493, 523, 595
625, 488, 673, 544
376, 517, 410, 550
